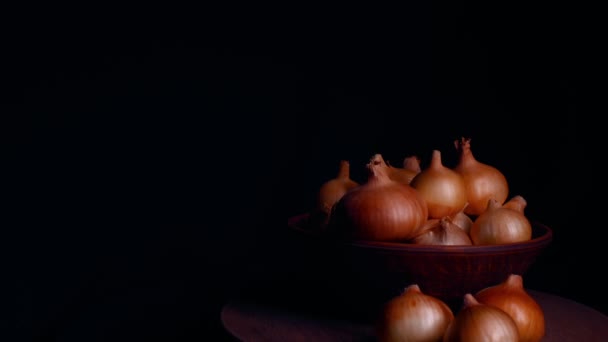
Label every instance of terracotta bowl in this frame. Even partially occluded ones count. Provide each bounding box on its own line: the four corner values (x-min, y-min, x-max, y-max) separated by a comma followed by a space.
287, 212, 553, 313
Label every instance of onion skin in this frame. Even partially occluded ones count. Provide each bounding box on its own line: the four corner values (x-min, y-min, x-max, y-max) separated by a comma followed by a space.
411, 150, 467, 219
413, 217, 472, 246
443, 293, 519, 342
330, 157, 428, 242
376, 284, 454, 342
470, 198, 532, 245
475, 274, 546, 342
453, 137, 509, 217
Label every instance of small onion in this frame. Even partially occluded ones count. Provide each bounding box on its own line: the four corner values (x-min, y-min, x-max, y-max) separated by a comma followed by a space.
390, 155, 422, 185
475, 274, 546, 342
412, 217, 472, 246
371, 154, 421, 185
329, 155, 428, 241
502, 195, 527, 213
317, 160, 360, 216
376, 284, 454, 342
410, 150, 467, 219
470, 198, 532, 245
453, 137, 509, 217
443, 293, 519, 342
449, 203, 473, 235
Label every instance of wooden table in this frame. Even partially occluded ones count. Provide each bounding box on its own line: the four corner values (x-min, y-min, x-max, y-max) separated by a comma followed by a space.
221, 290, 608, 341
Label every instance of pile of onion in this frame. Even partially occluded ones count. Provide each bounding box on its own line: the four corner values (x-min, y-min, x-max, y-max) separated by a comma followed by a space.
329, 155, 428, 242
454, 137, 509, 217
376, 284, 454, 342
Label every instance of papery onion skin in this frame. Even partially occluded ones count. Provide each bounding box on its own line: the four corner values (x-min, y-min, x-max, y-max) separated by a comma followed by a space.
376, 284, 454, 342
470, 198, 532, 245
413, 217, 473, 246
443, 293, 519, 342
330, 157, 428, 242
411, 150, 467, 219
475, 274, 546, 342
453, 137, 509, 217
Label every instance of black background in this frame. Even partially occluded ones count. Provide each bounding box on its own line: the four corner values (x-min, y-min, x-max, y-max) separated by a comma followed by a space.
3, 3, 595, 341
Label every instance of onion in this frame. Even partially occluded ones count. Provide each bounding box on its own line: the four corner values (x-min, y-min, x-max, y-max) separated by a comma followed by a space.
376, 284, 454, 342
370, 154, 421, 185
317, 160, 360, 216
410, 150, 467, 219
475, 274, 546, 342
449, 203, 473, 235
453, 137, 509, 217
329, 155, 428, 241
502, 195, 527, 213
470, 198, 532, 245
443, 293, 519, 342
412, 217, 472, 246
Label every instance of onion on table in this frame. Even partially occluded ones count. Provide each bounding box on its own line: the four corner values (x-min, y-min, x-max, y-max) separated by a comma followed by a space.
376, 284, 454, 342
443, 293, 519, 342
475, 274, 546, 342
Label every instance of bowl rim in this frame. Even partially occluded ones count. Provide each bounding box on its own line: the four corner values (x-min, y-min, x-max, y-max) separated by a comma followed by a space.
287, 212, 553, 254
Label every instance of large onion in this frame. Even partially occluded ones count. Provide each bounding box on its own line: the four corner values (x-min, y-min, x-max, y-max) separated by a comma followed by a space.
475, 274, 546, 342
443, 293, 519, 342
410, 150, 467, 219
376, 284, 454, 342
329, 156, 428, 242
453, 137, 509, 217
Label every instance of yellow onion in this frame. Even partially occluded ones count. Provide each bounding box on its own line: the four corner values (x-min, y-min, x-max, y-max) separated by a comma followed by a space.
370, 154, 421, 185
390, 155, 422, 185
453, 137, 509, 217
475, 274, 546, 342
502, 195, 527, 213
470, 198, 532, 245
412, 217, 472, 246
376, 284, 454, 342
443, 293, 519, 342
410, 150, 467, 219
317, 160, 360, 216
329, 155, 428, 241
